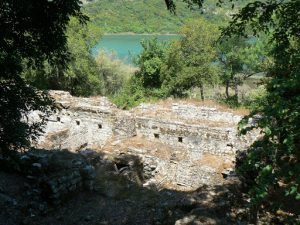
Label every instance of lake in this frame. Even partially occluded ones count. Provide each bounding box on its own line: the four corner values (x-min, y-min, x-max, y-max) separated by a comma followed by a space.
92, 34, 179, 64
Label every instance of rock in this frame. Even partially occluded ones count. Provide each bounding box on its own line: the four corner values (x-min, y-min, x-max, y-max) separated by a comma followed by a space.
175, 215, 197, 225
83, 180, 95, 191
26, 175, 37, 180
32, 163, 42, 169
222, 169, 237, 179
21, 217, 32, 225
150, 164, 156, 169
20, 155, 31, 161
84, 215, 93, 222
0, 193, 15, 204
81, 165, 96, 180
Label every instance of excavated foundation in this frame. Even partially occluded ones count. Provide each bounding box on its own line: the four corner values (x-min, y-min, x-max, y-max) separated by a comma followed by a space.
29, 91, 259, 190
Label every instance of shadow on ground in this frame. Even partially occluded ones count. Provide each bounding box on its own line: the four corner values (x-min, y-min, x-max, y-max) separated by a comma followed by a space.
0, 148, 249, 225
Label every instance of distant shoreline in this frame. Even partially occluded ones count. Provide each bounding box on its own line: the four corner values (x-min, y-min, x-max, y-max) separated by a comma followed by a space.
103, 32, 179, 36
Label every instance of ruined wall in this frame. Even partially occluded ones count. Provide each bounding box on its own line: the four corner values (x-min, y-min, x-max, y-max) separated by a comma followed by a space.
125, 146, 223, 189
171, 104, 242, 124
113, 112, 136, 139
35, 91, 114, 151
31, 91, 259, 190
135, 117, 236, 159
35, 91, 256, 157
37, 109, 114, 151
19, 150, 96, 205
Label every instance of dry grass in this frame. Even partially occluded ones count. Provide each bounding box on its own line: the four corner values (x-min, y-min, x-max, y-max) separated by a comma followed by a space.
131, 98, 245, 128
195, 153, 233, 173
152, 98, 250, 116
101, 136, 232, 173
101, 136, 187, 161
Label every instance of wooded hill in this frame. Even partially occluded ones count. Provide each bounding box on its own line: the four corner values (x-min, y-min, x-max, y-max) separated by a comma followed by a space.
83, 0, 231, 33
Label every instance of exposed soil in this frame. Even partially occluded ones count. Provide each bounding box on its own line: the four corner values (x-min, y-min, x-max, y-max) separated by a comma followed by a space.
0, 169, 248, 225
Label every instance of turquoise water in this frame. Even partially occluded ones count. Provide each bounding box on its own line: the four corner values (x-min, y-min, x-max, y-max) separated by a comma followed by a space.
92, 34, 179, 64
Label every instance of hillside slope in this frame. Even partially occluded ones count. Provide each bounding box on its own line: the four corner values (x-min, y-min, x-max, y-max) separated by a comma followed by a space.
83, 0, 228, 33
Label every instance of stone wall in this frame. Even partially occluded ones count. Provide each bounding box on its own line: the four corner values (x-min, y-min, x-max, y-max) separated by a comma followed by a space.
34, 91, 256, 157
30, 91, 259, 190
38, 110, 114, 151
171, 104, 242, 124
35, 91, 118, 151
125, 146, 223, 189
112, 113, 137, 139
135, 117, 238, 159
19, 150, 96, 204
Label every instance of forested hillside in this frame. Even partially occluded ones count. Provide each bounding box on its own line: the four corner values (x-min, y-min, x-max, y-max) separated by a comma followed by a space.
83, 0, 229, 33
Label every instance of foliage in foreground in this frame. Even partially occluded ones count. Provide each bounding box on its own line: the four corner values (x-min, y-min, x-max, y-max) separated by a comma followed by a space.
23, 17, 103, 96
0, 0, 84, 155
225, 0, 300, 223
0, 79, 53, 155
1, 0, 139, 155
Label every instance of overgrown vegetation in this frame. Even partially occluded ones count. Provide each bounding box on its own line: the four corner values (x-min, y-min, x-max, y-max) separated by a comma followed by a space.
228, 1, 300, 223
0, 0, 84, 155
112, 18, 267, 109
95, 51, 135, 96
1, 0, 299, 223
161, 19, 220, 99
84, 0, 232, 34
23, 17, 103, 96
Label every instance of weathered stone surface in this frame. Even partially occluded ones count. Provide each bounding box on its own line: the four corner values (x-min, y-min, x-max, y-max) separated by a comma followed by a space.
33, 91, 257, 156
16, 149, 97, 204
29, 91, 259, 191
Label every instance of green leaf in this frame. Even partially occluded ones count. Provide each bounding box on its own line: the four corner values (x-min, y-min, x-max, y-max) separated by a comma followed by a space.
264, 127, 272, 136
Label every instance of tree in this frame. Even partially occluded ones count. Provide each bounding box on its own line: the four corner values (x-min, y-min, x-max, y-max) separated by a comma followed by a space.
112, 38, 169, 109
95, 50, 133, 96
135, 38, 168, 88
218, 35, 270, 102
168, 0, 300, 223
23, 17, 103, 96
229, 1, 300, 223
0, 0, 85, 155
161, 19, 220, 99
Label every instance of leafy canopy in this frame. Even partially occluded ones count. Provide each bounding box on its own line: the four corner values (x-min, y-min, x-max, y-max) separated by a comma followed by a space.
23, 17, 103, 96
218, 0, 299, 222
168, 0, 300, 222
0, 0, 85, 155
161, 19, 220, 98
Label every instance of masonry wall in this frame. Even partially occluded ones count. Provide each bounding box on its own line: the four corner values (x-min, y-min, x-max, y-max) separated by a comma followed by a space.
37, 108, 115, 151
112, 113, 137, 139
135, 117, 237, 160
171, 104, 242, 124
33, 91, 257, 159
29, 91, 261, 190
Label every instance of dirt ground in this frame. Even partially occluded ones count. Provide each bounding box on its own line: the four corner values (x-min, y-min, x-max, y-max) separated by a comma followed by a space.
0, 169, 249, 225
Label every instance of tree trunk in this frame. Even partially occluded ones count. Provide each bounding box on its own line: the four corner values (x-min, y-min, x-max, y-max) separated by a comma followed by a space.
225, 80, 230, 98
200, 83, 204, 101
249, 206, 258, 225
234, 77, 238, 100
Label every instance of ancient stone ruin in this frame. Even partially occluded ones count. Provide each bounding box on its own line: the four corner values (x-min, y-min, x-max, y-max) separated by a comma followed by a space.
30, 91, 258, 191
